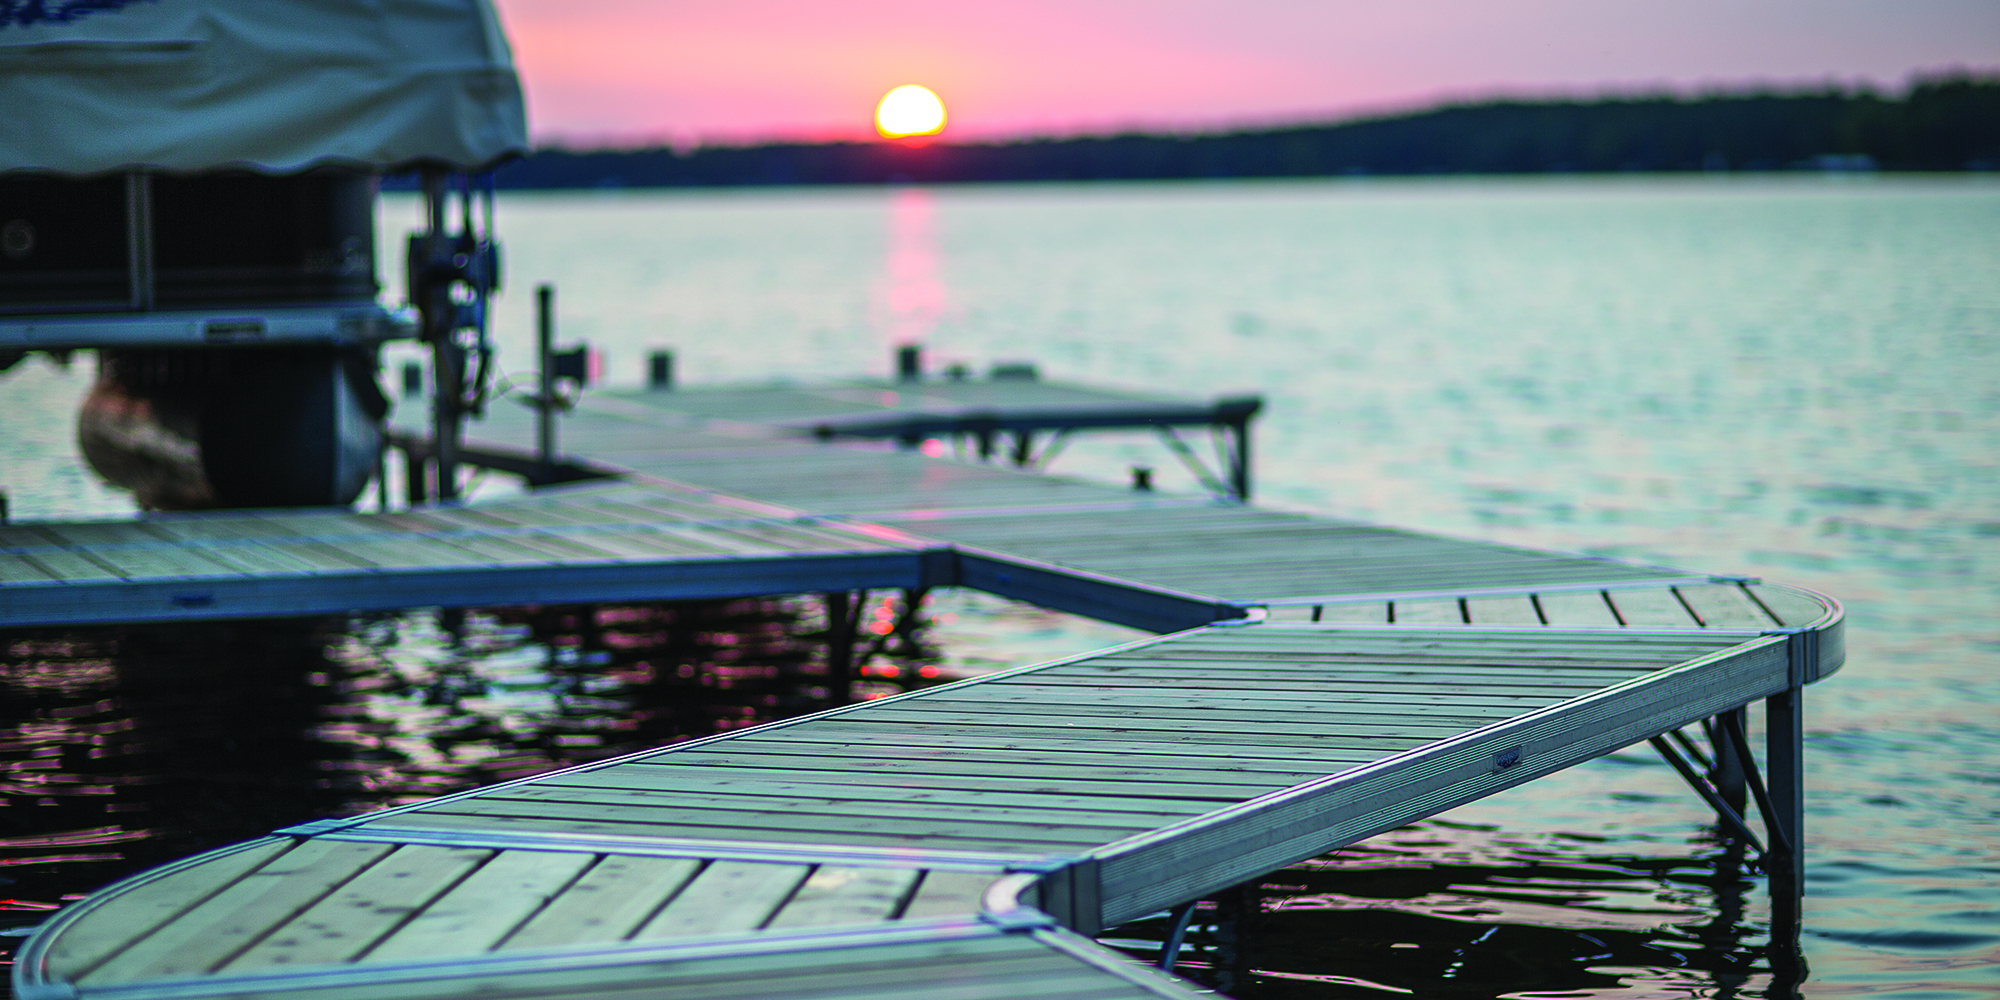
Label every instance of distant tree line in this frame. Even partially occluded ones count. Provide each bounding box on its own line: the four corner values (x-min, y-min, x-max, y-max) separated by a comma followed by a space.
472, 73, 1998, 190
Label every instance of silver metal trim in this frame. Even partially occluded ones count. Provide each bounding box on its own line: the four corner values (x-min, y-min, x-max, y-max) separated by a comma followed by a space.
0, 305, 418, 350
12, 837, 296, 998
64, 919, 1001, 1000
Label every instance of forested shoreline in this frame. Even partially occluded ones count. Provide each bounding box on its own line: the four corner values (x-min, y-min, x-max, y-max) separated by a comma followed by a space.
463, 74, 1999, 189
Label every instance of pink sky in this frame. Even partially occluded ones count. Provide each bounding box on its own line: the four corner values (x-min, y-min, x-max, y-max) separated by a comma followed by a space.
491, 0, 2000, 147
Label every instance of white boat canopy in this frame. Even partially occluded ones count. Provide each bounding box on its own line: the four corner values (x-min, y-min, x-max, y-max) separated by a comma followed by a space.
0, 0, 528, 175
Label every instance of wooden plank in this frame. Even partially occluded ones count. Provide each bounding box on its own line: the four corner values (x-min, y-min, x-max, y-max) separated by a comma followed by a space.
899, 870, 997, 920
366, 849, 595, 963
641, 747, 1329, 783
1533, 590, 1621, 626
29, 521, 170, 546
501, 855, 703, 951
20, 549, 122, 582
989, 674, 1616, 699
64, 544, 243, 581
1124, 631, 1729, 653
1389, 599, 1464, 624
1746, 585, 1828, 627
482, 784, 1209, 827
192, 541, 322, 576
0, 554, 59, 584
388, 811, 1100, 855
891, 694, 1516, 724
774, 719, 1438, 754
222, 845, 493, 972
44, 839, 296, 981
845, 707, 1498, 739
922, 686, 1558, 714
1463, 596, 1542, 625
81, 839, 393, 984
1606, 587, 1703, 627
425, 796, 1160, 842
512, 777, 1219, 817
1033, 663, 1656, 684
1676, 583, 1779, 628
719, 730, 1400, 765
765, 866, 921, 929
633, 861, 810, 939
980, 672, 1611, 695
259, 540, 377, 572
606, 759, 1284, 798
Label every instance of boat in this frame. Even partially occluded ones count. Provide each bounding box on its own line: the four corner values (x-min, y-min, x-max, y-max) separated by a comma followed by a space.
0, 0, 527, 508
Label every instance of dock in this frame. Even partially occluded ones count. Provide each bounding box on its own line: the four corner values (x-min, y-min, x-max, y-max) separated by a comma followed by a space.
2, 373, 1844, 1000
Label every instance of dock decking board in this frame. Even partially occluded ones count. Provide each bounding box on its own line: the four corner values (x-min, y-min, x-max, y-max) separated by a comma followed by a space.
10, 376, 1843, 1000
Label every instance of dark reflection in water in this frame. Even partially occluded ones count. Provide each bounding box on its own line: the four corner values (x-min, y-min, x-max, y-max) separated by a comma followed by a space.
0, 593, 948, 979
1104, 824, 1807, 1000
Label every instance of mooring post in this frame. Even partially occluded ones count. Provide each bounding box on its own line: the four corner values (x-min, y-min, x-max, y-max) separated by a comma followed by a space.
649, 350, 674, 390
896, 344, 921, 382
537, 283, 555, 481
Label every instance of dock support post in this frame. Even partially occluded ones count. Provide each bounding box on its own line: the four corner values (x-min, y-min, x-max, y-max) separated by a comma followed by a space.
1228, 417, 1251, 501
824, 592, 855, 695
375, 445, 390, 511
419, 169, 464, 502
537, 284, 556, 481
405, 442, 429, 505
1766, 684, 1805, 915
1710, 707, 1748, 816
1010, 431, 1033, 466
649, 350, 674, 390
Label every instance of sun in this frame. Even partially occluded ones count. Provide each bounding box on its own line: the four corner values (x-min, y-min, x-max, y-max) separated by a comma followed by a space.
876, 85, 946, 139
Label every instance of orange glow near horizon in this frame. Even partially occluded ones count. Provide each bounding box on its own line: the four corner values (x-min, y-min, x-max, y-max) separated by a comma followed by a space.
875, 85, 947, 138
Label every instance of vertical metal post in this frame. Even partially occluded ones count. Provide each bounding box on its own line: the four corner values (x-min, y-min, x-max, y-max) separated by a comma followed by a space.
896, 344, 921, 382
421, 170, 463, 502
537, 284, 555, 480
124, 172, 154, 311
1710, 707, 1748, 816
824, 592, 855, 697
1230, 417, 1251, 501
404, 443, 428, 505
1766, 684, 1805, 907
649, 350, 674, 390
1010, 431, 1033, 466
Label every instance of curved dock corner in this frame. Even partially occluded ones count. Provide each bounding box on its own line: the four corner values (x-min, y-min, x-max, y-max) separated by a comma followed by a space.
15, 584, 1841, 1000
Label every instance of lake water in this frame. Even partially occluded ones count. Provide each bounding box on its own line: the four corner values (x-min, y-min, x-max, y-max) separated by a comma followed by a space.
0, 175, 1995, 998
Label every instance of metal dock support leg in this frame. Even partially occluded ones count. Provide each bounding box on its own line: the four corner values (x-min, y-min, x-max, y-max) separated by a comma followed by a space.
1776, 680, 1808, 984
405, 444, 429, 505
1766, 684, 1805, 925
823, 592, 857, 696
1710, 707, 1749, 816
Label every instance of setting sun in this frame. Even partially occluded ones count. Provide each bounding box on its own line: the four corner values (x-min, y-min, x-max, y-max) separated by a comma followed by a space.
876, 85, 946, 138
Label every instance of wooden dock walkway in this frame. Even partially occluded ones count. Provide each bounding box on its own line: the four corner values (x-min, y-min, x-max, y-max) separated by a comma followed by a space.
4, 374, 1845, 999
